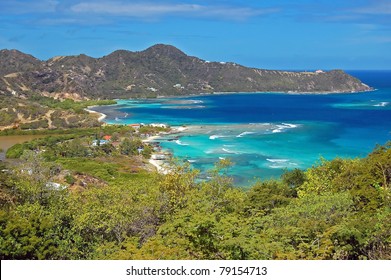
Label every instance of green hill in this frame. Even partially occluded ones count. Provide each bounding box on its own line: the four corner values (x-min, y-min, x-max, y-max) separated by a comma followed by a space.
0, 44, 372, 99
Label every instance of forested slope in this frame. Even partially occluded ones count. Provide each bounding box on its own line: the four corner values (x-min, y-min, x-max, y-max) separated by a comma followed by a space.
1, 134, 390, 260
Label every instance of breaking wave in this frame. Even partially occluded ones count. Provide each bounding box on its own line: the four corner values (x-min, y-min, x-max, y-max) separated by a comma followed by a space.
236, 131, 256, 138
175, 140, 189, 146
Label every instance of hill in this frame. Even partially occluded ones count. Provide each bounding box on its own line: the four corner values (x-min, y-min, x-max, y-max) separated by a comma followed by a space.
0, 44, 372, 99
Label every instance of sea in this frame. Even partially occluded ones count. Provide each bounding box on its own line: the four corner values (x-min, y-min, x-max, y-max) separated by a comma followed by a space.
91, 70, 391, 186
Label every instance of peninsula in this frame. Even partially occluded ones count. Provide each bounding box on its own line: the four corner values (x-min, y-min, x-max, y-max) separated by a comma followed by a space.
0, 44, 371, 100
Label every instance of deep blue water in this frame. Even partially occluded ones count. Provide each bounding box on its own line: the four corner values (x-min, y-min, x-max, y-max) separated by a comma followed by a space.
93, 70, 391, 186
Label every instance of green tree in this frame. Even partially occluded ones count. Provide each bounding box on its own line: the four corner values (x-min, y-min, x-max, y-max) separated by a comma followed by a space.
256, 191, 354, 259
159, 161, 199, 212
246, 180, 295, 215
0, 204, 59, 259
119, 138, 140, 156
14, 150, 61, 205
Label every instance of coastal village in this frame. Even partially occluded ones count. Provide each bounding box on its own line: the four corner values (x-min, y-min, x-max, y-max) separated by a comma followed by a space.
0, 117, 185, 192
1, 0, 391, 265
86, 120, 183, 176
93, 121, 178, 175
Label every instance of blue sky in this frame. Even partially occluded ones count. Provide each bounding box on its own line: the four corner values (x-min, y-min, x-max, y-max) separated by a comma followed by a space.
1, 0, 390, 69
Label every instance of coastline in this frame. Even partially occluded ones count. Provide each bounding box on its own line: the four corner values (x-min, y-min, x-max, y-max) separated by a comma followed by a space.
86, 101, 190, 175
83, 85, 387, 182
143, 125, 189, 174
153, 87, 374, 99
85, 87, 376, 117
148, 158, 169, 174
85, 106, 107, 122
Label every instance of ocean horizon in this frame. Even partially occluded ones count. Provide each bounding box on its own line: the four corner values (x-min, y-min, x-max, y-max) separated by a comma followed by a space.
92, 70, 391, 186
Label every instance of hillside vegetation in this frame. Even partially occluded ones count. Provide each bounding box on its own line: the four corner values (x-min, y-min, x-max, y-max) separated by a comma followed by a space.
0, 132, 390, 260
0, 45, 371, 99
0, 95, 115, 130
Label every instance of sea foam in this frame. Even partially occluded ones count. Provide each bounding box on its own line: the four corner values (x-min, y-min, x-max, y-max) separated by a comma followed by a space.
209, 135, 228, 140
271, 123, 298, 133
374, 102, 389, 107
175, 140, 189, 146
266, 158, 289, 163
222, 148, 240, 154
236, 131, 256, 138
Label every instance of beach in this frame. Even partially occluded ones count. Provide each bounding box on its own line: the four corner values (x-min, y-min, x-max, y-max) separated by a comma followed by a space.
148, 158, 169, 174
86, 102, 192, 174
85, 107, 107, 122
144, 125, 189, 174
84, 73, 391, 185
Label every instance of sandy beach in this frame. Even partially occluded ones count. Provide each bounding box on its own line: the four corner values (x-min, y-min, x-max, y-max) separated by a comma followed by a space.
148, 158, 170, 174
84, 107, 189, 175
144, 125, 189, 174
85, 107, 107, 122
142, 135, 161, 143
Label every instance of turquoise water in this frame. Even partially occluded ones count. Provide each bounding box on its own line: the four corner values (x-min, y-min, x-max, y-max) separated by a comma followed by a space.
92, 70, 391, 186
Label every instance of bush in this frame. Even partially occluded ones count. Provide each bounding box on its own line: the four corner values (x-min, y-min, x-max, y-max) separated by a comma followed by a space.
20, 120, 49, 130
6, 143, 24, 159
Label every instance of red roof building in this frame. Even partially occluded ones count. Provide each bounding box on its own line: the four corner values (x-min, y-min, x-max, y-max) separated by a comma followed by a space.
103, 135, 112, 141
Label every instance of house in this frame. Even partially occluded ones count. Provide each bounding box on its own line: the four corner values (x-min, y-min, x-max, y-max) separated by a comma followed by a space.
173, 83, 184, 89
129, 123, 141, 130
103, 135, 112, 141
92, 139, 109, 146
147, 87, 157, 92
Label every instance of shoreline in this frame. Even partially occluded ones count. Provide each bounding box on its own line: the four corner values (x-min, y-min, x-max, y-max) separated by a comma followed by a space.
143, 126, 189, 174
85, 106, 107, 122
148, 158, 169, 174
84, 90, 374, 126
84, 89, 383, 181
82, 87, 377, 127
85, 103, 190, 174
153, 88, 375, 99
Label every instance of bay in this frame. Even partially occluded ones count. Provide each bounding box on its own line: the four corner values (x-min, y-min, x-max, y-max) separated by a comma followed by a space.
91, 70, 391, 186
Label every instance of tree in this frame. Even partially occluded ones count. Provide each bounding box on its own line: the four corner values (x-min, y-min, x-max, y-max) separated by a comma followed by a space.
281, 168, 306, 189
120, 138, 141, 156
14, 150, 61, 205
257, 191, 354, 259
246, 180, 295, 215
159, 161, 199, 212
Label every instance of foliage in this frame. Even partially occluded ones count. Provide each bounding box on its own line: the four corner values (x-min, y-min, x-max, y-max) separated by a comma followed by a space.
19, 120, 49, 130
0, 110, 16, 126
246, 180, 296, 215
139, 125, 170, 135
0, 94, 107, 132
0, 46, 370, 100
1, 140, 391, 260
29, 95, 116, 113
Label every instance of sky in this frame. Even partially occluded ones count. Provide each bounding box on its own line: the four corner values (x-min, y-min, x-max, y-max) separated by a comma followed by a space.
0, 0, 390, 70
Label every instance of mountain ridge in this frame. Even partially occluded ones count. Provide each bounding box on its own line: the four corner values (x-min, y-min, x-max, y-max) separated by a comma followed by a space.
0, 44, 372, 99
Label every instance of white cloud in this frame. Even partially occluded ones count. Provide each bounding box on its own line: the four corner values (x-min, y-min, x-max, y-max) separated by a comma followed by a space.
69, 1, 275, 20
